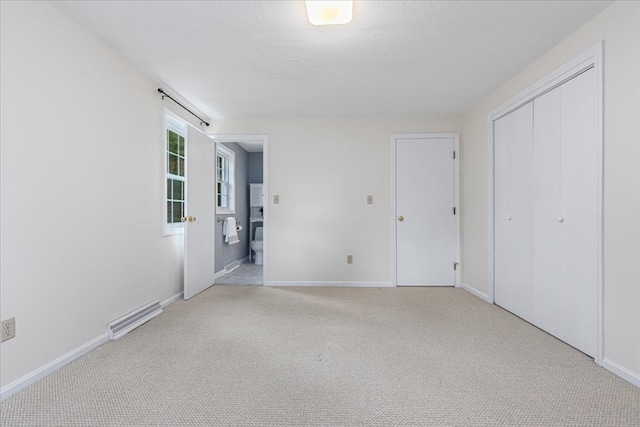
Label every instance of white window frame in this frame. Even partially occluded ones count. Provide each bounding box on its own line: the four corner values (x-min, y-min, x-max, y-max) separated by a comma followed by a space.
216, 143, 235, 215
164, 111, 188, 236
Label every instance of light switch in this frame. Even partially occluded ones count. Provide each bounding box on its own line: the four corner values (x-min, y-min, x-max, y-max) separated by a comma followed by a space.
367, 195, 373, 205
273, 195, 280, 204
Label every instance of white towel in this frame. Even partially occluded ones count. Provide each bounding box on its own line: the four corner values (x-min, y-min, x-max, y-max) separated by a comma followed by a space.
223, 217, 239, 245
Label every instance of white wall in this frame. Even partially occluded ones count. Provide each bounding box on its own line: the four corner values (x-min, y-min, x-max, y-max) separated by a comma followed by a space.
0, 1, 201, 391
211, 116, 461, 285
461, 1, 640, 381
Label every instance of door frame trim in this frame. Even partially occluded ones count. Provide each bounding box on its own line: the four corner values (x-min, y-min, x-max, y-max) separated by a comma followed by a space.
391, 133, 461, 287
210, 134, 269, 286
487, 41, 603, 365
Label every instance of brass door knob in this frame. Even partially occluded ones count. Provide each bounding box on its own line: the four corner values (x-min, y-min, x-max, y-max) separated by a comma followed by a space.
181, 216, 187, 223
188, 216, 196, 222
398, 215, 404, 222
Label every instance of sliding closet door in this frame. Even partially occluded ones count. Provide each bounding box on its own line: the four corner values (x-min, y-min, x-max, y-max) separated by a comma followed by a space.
494, 102, 534, 323
558, 68, 598, 356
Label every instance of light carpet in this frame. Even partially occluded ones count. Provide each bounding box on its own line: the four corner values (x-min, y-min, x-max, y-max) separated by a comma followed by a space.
1, 287, 639, 426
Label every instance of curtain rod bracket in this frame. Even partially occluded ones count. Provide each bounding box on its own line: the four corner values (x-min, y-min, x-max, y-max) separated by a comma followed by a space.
157, 88, 210, 127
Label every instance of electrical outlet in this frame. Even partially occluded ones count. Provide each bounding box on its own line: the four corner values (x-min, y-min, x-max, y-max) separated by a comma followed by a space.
273, 195, 280, 204
367, 195, 373, 205
347, 255, 353, 264
2, 317, 15, 342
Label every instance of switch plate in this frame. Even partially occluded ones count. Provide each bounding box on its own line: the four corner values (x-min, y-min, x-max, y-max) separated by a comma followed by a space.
2, 317, 15, 342
367, 195, 373, 205
347, 255, 353, 264
273, 195, 280, 204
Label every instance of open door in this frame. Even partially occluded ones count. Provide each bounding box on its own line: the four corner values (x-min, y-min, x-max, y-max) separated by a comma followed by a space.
184, 126, 215, 300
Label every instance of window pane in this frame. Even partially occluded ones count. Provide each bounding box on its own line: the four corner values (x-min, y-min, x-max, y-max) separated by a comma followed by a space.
222, 158, 228, 181
167, 202, 173, 223
178, 136, 185, 156
178, 157, 185, 177
220, 195, 227, 208
172, 202, 183, 223
173, 180, 183, 201
221, 183, 227, 197
168, 130, 179, 154
167, 179, 172, 199
168, 153, 178, 175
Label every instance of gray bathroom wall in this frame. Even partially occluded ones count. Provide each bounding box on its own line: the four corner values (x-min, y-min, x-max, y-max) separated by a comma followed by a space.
248, 152, 263, 184
215, 142, 249, 272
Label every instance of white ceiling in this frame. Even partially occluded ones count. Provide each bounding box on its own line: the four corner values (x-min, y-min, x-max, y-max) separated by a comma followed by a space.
52, 0, 611, 120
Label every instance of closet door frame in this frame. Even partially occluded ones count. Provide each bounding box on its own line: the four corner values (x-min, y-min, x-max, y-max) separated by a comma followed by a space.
487, 41, 604, 365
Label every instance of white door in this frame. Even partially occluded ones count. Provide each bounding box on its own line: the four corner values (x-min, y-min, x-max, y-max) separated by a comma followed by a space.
532, 68, 598, 356
494, 102, 534, 323
395, 135, 458, 286
494, 68, 598, 357
250, 183, 264, 207
557, 68, 598, 356
184, 127, 216, 300
532, 88, 563, 337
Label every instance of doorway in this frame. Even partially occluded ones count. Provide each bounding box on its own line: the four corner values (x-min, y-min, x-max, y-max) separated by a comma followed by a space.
392, 133, 460, 286
211, 134, 268, 286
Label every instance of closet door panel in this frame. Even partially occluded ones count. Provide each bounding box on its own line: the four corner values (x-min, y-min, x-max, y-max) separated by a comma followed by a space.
494, 102, 534, 323
532, 88, 563, 338
559, 68, 598, 356
494, 115, 511, 312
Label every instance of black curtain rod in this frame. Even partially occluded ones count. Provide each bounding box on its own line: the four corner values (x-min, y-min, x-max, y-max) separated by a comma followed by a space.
157, 88, 210, 127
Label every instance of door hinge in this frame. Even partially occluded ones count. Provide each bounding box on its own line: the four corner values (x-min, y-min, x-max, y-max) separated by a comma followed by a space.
453, 151, 456, 160
454, 262, 459, 271
453, 207, 456, 215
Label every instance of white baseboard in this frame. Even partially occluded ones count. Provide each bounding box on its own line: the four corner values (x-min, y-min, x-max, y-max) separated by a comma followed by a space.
399, 283, 454, 287
461, 282, 492, 303
0, 333, 108, 402
267, 281, 394, 288
214, 269, 227, 280
602, 358, 640, 388
1, 291, 183, 402
160, 291, 183, 308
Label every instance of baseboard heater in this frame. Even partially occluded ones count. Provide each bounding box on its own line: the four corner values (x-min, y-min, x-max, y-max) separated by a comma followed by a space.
225, 260, 241, 273
107, 300, 163, 340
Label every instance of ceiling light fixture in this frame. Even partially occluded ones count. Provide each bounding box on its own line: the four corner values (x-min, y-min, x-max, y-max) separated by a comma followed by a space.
305, 1, 353, 26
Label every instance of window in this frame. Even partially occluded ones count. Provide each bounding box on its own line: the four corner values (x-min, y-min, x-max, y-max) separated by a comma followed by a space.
216, 144, 235, 214
165, 114, 187, 234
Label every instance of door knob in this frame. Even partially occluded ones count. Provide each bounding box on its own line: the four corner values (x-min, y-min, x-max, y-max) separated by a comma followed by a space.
558, 217, 564, 223
398, 215, 404, 222
507, 216, 512, 221
181, 216, 187, 223
187, 216, 196, 223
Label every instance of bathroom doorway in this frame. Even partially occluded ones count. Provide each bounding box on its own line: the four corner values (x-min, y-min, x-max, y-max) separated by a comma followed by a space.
210, 134, 268, 286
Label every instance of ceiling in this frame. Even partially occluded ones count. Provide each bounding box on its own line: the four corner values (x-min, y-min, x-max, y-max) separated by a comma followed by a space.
52, 1, 611, 120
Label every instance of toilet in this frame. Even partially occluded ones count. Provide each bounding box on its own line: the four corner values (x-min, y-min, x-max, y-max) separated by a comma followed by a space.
251, 226, 264, 265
